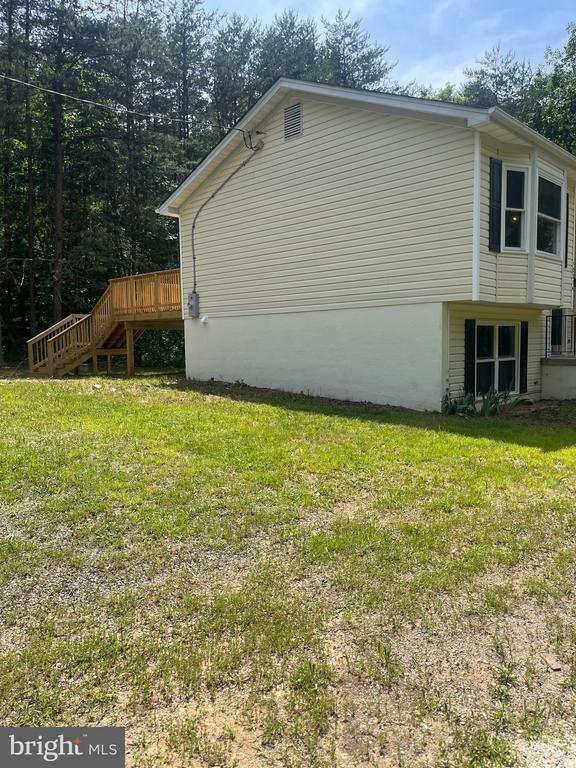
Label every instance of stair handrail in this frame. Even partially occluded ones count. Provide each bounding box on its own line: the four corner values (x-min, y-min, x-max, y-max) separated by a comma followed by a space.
45, 315, 94, 375
45, 285, 115, 376
27, 314, 88, 371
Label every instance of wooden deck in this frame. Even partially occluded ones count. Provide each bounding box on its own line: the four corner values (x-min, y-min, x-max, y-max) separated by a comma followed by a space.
28, 269, 183, 377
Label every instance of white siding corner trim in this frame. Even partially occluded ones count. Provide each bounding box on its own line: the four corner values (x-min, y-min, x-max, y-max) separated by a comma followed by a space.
472, 131, 481, 300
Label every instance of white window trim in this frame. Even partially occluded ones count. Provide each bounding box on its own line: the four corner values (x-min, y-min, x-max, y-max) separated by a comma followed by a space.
501, 165, 528, 253
536, 173, 563, 259
475, 321, 520, 397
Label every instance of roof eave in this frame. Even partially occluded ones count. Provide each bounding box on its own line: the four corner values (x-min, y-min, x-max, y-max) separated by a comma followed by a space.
490, 106, 576, 170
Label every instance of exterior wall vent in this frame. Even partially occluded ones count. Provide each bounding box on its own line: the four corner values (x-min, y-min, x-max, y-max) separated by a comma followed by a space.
284, 103, 302, 139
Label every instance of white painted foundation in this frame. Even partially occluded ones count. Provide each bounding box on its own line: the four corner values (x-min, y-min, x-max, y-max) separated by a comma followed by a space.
184, 303, 444, 411
541, 360, 576, 400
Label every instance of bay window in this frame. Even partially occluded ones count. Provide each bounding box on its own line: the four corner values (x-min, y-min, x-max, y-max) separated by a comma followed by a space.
537, 176, 562, 256
476, 323, 518, 395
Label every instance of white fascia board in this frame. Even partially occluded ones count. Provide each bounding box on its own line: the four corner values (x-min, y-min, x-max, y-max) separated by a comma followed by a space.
156, 78, 490, 216
277, 79, 488, 122
490, 107, 576, 170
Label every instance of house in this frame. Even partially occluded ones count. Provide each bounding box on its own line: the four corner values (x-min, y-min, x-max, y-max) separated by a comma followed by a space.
157, 78, 576, 411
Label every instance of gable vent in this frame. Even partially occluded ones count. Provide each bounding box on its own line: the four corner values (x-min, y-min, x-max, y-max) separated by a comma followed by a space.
284, 103, 302, 139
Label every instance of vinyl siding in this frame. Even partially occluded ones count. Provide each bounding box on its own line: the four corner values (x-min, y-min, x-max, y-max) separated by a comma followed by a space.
565, 183, 575, 310
478, 147, 496, 301
447, 302, 543, 398
533, 255, 562, 305
178, 96, 475, 316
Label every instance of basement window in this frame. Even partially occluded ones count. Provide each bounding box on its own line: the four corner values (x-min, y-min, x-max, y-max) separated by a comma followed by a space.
284, 103, 302, 139
476, 323, 519, 396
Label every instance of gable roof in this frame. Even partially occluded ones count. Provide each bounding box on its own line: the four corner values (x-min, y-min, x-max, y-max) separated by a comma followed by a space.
157, 78, 576, 217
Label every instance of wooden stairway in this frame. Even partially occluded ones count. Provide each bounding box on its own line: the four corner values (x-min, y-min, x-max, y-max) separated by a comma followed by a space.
28, 269, 183, 377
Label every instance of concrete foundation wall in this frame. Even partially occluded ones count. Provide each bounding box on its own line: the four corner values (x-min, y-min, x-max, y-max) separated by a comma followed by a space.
541, 360, 576, 400
184, 303, 445, 411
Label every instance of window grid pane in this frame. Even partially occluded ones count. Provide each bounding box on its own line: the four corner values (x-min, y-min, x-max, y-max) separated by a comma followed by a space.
498, 326, 515, 358
505, 210, 523, 248
476, 325, 494, 359
498, 360, 516, 393
477, 362, 495, 395
506, 170, 525, 209
538, 177, 562, 219
537, 215, 558, 254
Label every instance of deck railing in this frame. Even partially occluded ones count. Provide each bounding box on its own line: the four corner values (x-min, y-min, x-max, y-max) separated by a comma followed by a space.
111, 269, 181, 318
545, 313, 576, 358
27, 269, 181, 374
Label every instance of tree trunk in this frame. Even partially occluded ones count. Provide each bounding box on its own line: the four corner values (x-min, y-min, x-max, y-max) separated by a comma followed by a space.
181, 16, 189, 140
25, 0, 37, 336
51, 93, 65, 323
125, 59, 138, 273
0, 0, 15, 363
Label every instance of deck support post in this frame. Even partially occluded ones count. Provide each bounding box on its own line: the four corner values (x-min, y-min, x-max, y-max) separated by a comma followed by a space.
92, 352, 98, 374
125, 325, 135, 376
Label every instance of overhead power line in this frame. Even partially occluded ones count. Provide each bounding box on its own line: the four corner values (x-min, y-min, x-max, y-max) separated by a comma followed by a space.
0, 72, 194, 124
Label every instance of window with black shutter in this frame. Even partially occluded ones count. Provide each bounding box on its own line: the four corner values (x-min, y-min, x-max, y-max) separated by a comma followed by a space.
489, 158, 502, 252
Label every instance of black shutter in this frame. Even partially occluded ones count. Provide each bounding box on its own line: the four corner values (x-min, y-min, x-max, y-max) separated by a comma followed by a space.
464, 319, 476, 395
519, 321, 528, 394
565, 192, 570, 268
489, 158, 502, 253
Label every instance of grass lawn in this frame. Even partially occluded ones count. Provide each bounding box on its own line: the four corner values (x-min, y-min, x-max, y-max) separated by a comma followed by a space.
1, 375, 576, 767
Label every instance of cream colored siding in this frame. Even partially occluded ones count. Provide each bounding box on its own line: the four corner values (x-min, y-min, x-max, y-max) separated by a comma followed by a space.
179, 97, 475, 316
565, 184, 575, 310
447, 302, 543, 398
497, 253, 529, 303
533, 256, 562, 305
479, 148, 496, 301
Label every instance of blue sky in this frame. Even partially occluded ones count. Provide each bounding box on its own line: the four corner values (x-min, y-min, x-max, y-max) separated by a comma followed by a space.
202, 0, 575, 88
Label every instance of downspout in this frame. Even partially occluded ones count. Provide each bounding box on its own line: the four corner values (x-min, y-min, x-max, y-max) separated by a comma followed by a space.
189, 136, 263, 317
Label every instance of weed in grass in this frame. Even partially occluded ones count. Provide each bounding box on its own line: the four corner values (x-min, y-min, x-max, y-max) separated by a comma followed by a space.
416, 680, 455, 721
286, 658, 335, 761
437, 727, 517, 767
490, 643, 519, 705
483, 585, 515, 615
520, 700, 548, 739
166, 716, 233, 767
350, 634, 402, 687
561, 659, 576, 691
491, 705, 515, 733
523, 658, 538, 691
261, 704, 284, 747
495, 661, 519, 690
